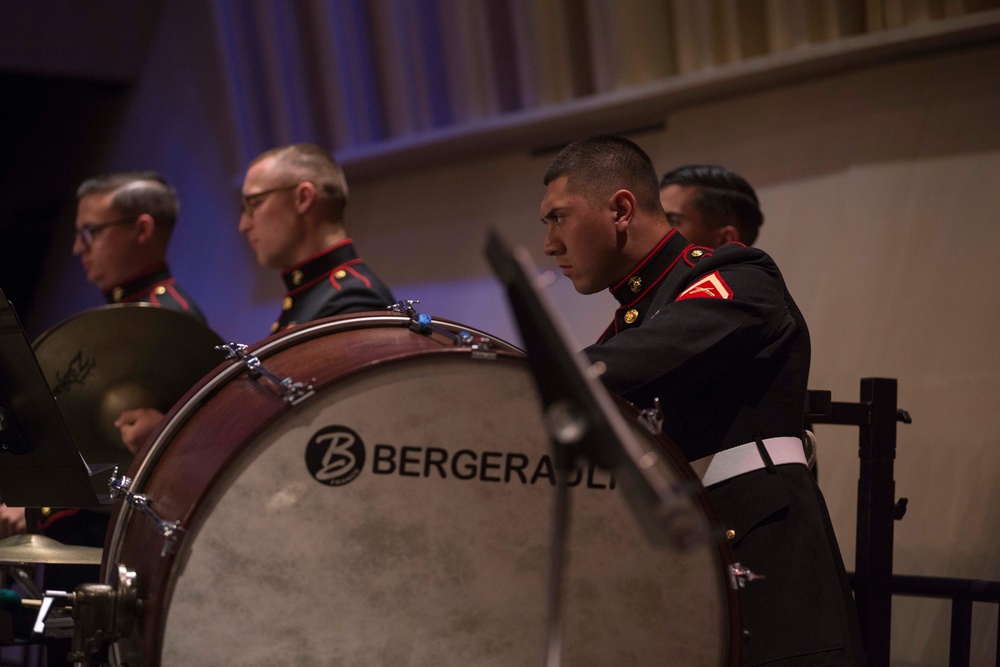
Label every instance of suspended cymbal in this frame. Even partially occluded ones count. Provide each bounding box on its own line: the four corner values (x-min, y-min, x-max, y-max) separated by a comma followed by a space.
0, 534, 102, 565
33, 304, 225, 471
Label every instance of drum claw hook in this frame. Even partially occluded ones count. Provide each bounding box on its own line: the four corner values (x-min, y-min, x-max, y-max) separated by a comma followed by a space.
108, 468, 184, 557
217, 343, 315, 405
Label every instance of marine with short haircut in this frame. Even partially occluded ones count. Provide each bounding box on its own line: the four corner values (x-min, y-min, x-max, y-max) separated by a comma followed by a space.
74, 172, 205, 320
659, 164, 764, 248
540, 135, 864, 666
239, 143, 394, 333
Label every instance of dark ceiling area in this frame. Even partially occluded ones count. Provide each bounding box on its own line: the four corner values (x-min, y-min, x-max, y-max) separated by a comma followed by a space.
0, 1, 161, 329
0, 73, 131, 326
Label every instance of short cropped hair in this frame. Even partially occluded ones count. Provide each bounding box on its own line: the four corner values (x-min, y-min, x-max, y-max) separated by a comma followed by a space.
76, 172, 179, 236
659, 165, 764, 246
544, 135, 662, 214
251, 143, 349, 220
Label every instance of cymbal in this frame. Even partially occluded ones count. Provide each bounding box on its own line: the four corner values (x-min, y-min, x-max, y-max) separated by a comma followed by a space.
33, 304, 225, 472
0, 534, 102, 565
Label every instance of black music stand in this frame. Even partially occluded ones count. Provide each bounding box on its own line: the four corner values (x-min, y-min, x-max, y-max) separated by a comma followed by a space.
485, 231, 710, 666
0, 290, 99, 508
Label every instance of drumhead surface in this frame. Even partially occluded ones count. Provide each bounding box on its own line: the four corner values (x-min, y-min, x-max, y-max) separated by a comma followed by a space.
156, 356, 731, 666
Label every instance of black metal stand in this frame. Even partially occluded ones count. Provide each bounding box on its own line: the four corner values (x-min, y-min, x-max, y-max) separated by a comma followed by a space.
807, 378, 909, 666
485, 230, 713, 666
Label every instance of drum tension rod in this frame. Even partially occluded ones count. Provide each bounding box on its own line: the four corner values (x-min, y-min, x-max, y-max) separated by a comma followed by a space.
109, 469, 184, 557
216, 343, 316, 405
389, 301, 497, 359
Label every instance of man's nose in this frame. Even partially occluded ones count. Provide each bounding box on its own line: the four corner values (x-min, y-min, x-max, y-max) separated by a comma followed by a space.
543, 228, 561, 256
71, 234, 85, 256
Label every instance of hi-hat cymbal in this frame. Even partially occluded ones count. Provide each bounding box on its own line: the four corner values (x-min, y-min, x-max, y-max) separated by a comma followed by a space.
0, 534, 102, 565
33, 304, 225, 471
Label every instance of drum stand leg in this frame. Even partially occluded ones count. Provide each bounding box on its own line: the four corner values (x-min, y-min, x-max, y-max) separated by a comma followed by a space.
544, 474, 571, 667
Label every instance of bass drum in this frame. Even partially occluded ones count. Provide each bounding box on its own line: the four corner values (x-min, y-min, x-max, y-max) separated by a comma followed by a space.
103, 313, 741, 666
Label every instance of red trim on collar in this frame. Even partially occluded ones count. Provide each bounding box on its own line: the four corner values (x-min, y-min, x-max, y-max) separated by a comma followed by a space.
288, 258, 364, 297
103, 262, 169, 299
620, 246, 686, 310
610, 229, 677, 292
281, 238, 353, 277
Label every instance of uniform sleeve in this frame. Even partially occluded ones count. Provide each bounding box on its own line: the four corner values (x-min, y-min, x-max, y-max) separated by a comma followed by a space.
584, 252, 794, 399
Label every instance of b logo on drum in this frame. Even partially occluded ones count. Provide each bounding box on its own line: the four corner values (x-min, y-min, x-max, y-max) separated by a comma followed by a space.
304, 425, 366, 486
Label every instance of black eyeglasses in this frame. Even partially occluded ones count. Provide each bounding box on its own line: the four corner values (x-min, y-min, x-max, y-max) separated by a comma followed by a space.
240, 183, 305, 218
74, 218, 137, 246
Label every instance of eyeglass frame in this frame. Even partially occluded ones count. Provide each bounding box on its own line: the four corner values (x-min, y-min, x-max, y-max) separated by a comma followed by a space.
239, 182, 308, 218
74, 217, 138, 246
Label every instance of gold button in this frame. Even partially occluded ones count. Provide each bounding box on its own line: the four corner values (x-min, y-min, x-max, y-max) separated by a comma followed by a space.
334, 269, 347, 280
112, 287, 124, 302
270, 322, 279, 333
282, 296, 293, 311
624, 309, 639, 324
628, 276, 642, 293
154, 286, 167, 295
292, 270, 303, 286
691, 249, 704, 257
41, 507, 51, 517
726, 529, 736, 541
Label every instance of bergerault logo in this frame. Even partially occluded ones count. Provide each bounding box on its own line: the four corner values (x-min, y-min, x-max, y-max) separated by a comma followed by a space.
304, 425, 616, 490
304, 425, 366, 486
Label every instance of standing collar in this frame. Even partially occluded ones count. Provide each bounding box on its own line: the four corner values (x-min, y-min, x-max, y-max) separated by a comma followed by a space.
105, 263, 170, 303
608, 230, 691, 307
281, 239, 357, 293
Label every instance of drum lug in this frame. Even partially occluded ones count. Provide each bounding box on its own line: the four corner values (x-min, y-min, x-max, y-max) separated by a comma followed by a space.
637, 398, 664, 435
454, 331, 497, 360
391, 301, 498, 358
728, 562, 764, 590
109, 470, 185, 557
217, 342, 316, 405
109, 468, 130, 497
67, 564, 140, 665
388, 299, 421, 317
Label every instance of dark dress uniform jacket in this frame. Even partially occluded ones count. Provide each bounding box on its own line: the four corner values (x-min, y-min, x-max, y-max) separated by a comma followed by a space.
105, 264, 206, 323
585, 229, 865, 667
273, 239, 395, 333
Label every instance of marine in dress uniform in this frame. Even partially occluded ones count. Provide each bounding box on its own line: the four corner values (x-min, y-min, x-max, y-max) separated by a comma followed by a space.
541, 135, 864, 666
584, 229, 864, 665
271, 238, 394, 333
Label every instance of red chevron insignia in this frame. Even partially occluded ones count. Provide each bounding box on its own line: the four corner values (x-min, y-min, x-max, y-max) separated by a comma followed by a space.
676, 271, 733, 301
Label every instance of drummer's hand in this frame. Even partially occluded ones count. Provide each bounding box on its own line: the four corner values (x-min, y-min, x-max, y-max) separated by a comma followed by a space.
115, 408, 165, 454
0, 504, 26, 538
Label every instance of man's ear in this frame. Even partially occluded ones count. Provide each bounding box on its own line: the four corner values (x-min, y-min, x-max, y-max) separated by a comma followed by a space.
717, 225, 741, 245
295, 181, 317, 214
610, 189, 637, 231
134, 214, 156, 244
